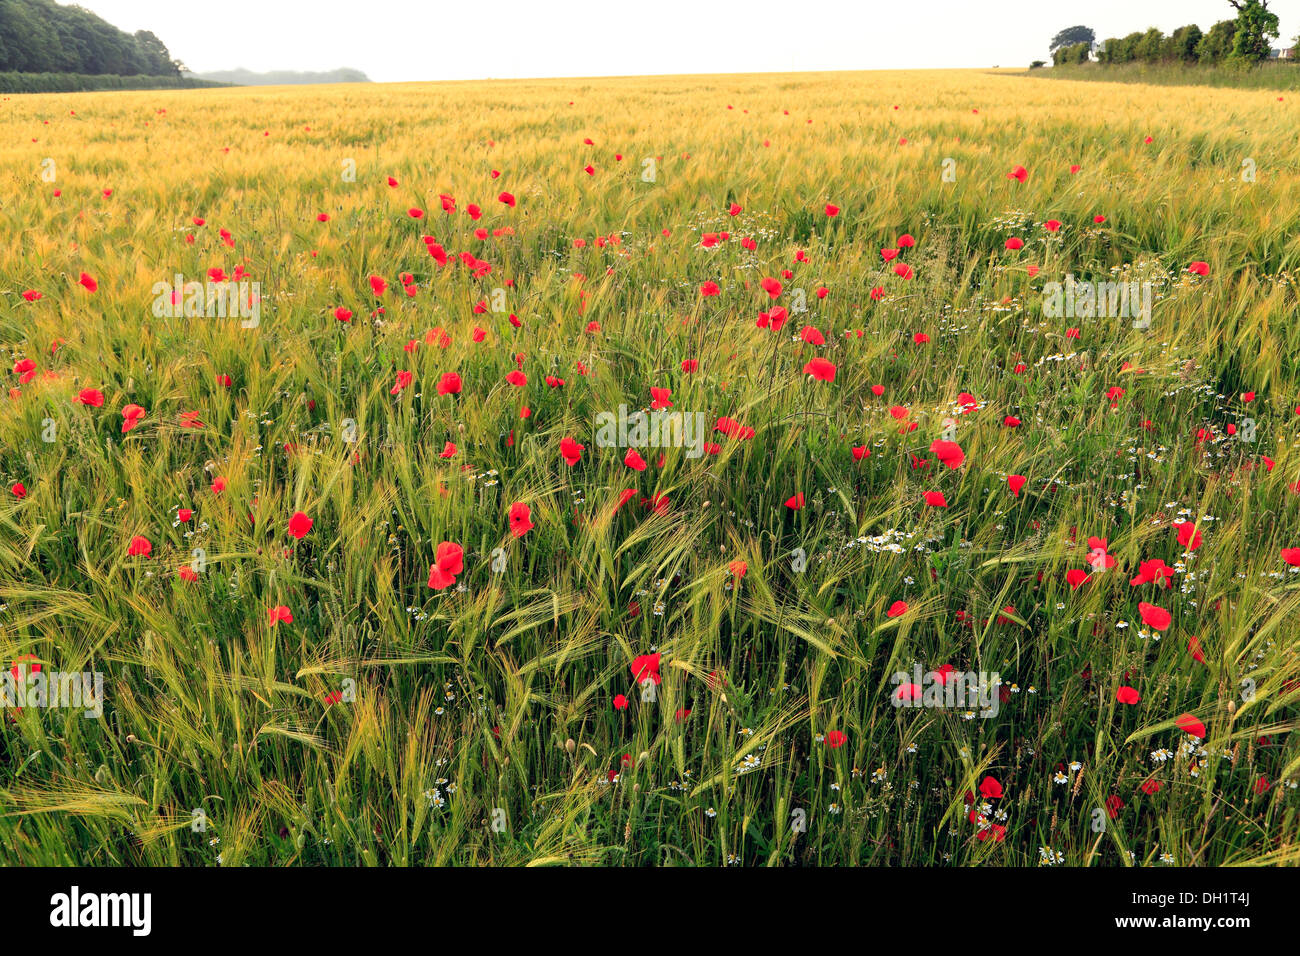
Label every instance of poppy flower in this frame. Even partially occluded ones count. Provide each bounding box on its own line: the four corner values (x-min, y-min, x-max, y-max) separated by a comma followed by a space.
624, 449, 647, 471
923, 491, 947, 508
498, 192, 515, 207
803, 357, 836, 382
70, 385, 102, 408
127, 535, 152, 557
700, 281, 721, 297
894, 683, 922, 704
1137, 602, 1171, 631
287, 511, 313, 539
1175, 714, 1205, 738
631, 652, 661, 685
929, 440, 964, 469
508, 502, 533, 538
1005, 237, 1024, 251
427, 541, 464, 590
1007, 475, 1026, 497
440, 441, 457, 458
437, 372, 462, 396
334, 307, 353, 322
267, 605, 293, 625
760, 277, 782, 299
559, 437, 585, 466
78, 272, 97, 292
729, 560, 747, 578
505, 370, 527, 387
1174, 521, 1202, 550
825, 730, 847, 749
1188, 261, 1209, 276
978, 776, 1003, 799
1281, 548, 1300, 566
1065, 569, 1091, 590
1006, 165, 1028, 182
785, 492, 805, 510
11, 482, 26, 498
886, 600, 908, 617
1116, 686, 1140, 705
824, 203, 839, 216
121, 404, 146, 433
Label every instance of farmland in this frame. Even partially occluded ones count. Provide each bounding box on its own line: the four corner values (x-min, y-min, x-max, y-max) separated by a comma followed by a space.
1, 69, 1298, 866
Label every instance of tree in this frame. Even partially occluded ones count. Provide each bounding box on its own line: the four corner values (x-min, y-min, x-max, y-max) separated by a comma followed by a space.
1196, 19, 1238, 62
1164, 25, 1204, 61
1134, 28, 1166, 62
1227, 0, 1279, 62
1050, 25, 1095, 54
0, 0, 179, 75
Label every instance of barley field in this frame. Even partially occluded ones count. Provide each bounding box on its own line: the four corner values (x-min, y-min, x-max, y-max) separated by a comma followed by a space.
1, 69, 1298, 867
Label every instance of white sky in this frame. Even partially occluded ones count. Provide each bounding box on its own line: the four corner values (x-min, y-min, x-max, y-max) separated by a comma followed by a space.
76, 0, 1300, 81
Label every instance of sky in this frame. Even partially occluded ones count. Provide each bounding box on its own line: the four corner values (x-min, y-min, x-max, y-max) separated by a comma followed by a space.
77, 0, 1300, 82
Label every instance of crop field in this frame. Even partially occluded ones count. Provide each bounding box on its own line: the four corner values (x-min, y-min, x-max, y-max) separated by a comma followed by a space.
1, 69, 1298, 867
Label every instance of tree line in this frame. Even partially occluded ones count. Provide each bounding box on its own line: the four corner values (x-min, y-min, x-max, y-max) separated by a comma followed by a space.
1043, 1, 1291, 68
0, 0, 182, 77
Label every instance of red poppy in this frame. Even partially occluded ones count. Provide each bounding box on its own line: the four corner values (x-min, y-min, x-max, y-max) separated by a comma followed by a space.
287, 511, 313, 539
803, 357, 836, 382
1138, 602, 1171, 631
508, 502, 533, 538
427, 542, 464, 590
121, 404, 146, 434
1175, 714, 1205, 737
559, 437, 585, 466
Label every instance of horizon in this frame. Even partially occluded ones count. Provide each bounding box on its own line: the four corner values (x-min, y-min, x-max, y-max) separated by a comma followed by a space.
67, 0, 1300, 83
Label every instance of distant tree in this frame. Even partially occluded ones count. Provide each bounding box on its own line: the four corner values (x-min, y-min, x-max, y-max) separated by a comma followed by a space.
0, 0, 178, 75
1134, 28, 1166, 62
1049, 25, 1096, 54
1029, 60, 1046, 69
1196, 19, 1238, 62
1109, 32, 1144, 64
1227, 0, 1279, 62
1164, 25, 1204, 61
